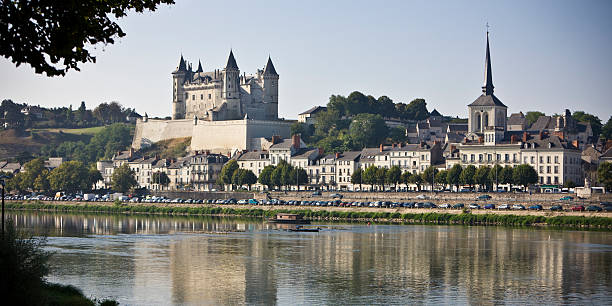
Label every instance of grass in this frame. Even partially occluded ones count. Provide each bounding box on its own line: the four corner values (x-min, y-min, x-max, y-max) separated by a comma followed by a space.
31, 126, 108, 136
139, 137, 191, 158
7, 202, 612, 230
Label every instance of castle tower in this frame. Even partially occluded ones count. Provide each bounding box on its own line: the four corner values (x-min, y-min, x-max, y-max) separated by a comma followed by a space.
467, 31, 507, 135
172, 55, 187, 119
222, 50, 241, 119
263, 56, 279, 120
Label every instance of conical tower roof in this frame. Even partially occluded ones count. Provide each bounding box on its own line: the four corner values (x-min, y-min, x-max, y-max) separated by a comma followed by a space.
196, 60, 203, 73
225, 50, 239, 70
482, 32, 494, 95
264, 56, 278, 76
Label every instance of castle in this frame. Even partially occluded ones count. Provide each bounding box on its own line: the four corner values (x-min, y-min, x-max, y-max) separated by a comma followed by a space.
172, 50, 279, 121
131, 50, 291, 154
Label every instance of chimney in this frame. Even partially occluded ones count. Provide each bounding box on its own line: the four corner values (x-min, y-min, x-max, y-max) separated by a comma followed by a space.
379, 144, 384, 152
522, 131, 528, 142
392, 143, 396, 148
129, 147, 135, 158
292, 134, 301, 150
510, 135, 517, 144
335, 152, 340, 159
398, 142, 403, 148
205, 150, 210, 155
478, 136, 483, 143
539, 131, 544, 140
271, 135, 281, 144
318, 148, 324, 156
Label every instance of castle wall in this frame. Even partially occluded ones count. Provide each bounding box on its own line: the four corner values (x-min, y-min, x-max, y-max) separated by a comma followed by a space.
132, 119, 194, 149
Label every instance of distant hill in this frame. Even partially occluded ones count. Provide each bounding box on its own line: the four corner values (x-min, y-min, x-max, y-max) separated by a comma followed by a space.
0, 127, 97, 160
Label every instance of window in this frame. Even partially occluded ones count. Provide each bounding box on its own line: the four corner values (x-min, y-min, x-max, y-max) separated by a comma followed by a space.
539, 166, 543, 173
192, 95, 195, 100
540, 156, 543, 163
208, 94, 212, 99
547, 156, 551, 163
554, 166, 558, 174
200, 94, 203, 100
554, 156, 559, 164
505, 154, 509, 162
531, 156, 534, 164
547, 166, 551, 174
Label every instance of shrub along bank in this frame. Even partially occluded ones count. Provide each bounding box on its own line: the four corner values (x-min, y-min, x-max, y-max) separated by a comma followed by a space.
6, 202, 612, 230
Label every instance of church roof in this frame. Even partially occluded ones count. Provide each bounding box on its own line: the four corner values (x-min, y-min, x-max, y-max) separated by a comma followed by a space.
508, 112, 526, 126
468, 93, 507, 107
225, 50, 239, 70
430, 109, 442, 117
299, 106, 327, 115
264, 57, 278, 76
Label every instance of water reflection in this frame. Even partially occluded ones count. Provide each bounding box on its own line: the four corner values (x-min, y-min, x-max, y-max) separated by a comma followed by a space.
9, 212, 612, 305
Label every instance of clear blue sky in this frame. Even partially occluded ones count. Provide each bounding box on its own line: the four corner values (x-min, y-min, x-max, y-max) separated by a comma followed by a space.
1, 0, 611, 120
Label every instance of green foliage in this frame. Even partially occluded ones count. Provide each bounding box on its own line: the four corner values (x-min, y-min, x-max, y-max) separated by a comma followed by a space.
362, 165, 378, 188
598, 162, 612, 191
386, 166, 402, 188
10, 158, 48, 192
152, 172, 170, 186
219, 160, 239, 186
500, 166, 514, 185
488, 165, 503, 190
435, 170, 447, 186
0, 220, 51, 304
348, 113, 389, 148
421, 166, 438, 188
258, 165, 275, 189
513, 164, 539, 189
572, 111, 602, 140
375, 167, 387, 189
474, 166, 491, 190
232, 169, 258, 190
290, 122, 314, 142
409, 173, 423, 191
351, 168, 363, 187
460, 165, 477, 187
111, 163, 137, 193
48, 161, 94, 192
447, 164, 462, 191
1, 0, 175, 76
525, 111, 545, 126
601, 116, 612, 140
388, 126, 408, 143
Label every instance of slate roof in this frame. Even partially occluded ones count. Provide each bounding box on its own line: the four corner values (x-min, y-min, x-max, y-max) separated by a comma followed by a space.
298, 106, 327, 115
225, 50, 239, 70
446, 132, 466, 143
263, 57, 278, 76
601, 147, 612, 160
292, 148, 319, 160
236, 151, 269, 161
468, 94, 507, 107
430, 109, 442, 117
529, 116, 553, 131
522, 135, 578, 150
337, 151, 361, 161
448, 123, 468, 133
507, 112, 526, 126
269, 139, 294, 150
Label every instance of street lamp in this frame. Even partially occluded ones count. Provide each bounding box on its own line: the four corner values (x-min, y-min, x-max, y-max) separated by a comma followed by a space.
0, 174, 9, 239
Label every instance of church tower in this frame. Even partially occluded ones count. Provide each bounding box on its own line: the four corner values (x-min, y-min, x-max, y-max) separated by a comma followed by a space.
467, 31, 507, 135
263, 56, 279, 120
172, 55, 187, 119
222, 50, 241, 119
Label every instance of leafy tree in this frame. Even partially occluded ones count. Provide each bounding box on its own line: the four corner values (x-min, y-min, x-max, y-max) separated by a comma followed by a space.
17, 158, 46, 192
258, 165, 275, 190
525, 111, 545, 126
1, 0, 174, 76
500, 166, 514, 187
409, 173, 423, 191
488, 165, 503, 191
290, 167, 308, 190
421, 166, 438, 191
33, 169, 50, 192
395, 98, 429, 121
242, 169, 258, 191
598, 162, 612, 191
219, 160, 239, 188
460, 165, 477, 189
351, 168, 363, 190
474, 166, 491, 191
362, 165, 378, 190
110, 164, 137, 193
48, 161, 92, 192
572, 111, 602, 140
512, 164, 538, 190
152, 172, 170, 187
401, 171, 412, 189
601, 116, 612, 140
563, 180, 576, 189
270, 166, 283, 189
348, 113, 388, 149
290, 123, 314, 142
388, 126, 408, 143
231, 168, 243, 187
435, 170, 447, 189
386, 166, 402, 190
375, 167, 387, 190
446, 164, 462, 191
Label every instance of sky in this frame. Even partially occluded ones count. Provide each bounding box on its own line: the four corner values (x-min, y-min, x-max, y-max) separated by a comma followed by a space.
1, 0, 611, 121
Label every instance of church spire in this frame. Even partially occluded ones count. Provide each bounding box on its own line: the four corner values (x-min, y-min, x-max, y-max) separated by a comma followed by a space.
482, 31, 494, 95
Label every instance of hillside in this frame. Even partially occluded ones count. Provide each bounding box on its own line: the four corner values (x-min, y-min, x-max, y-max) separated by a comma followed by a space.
139, 137, 191, 159
0, 128, 93, 160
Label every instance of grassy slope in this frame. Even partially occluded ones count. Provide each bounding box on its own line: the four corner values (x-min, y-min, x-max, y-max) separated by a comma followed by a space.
139, 137, 191, 159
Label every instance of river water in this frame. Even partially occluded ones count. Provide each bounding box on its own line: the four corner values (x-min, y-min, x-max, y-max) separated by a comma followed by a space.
8, 211, 612, 305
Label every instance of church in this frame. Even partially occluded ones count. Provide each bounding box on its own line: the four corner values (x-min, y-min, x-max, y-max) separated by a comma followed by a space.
172, 50, 279, 121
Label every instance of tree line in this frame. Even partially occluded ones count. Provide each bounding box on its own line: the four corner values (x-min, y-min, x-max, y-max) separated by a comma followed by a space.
350, 164, 541, 191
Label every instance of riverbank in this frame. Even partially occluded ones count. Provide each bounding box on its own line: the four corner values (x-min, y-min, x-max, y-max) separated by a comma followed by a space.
6, 201, 612, 230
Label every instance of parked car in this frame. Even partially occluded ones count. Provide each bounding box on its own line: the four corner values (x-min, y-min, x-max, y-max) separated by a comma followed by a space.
330, 193, 343, 199
549, 205, 563, 211
452, 203, 465, 209
529, 204, 543, 211
484, 204, 495, 209
248, 199, 259, 204
586, 205, 602, 212
423, 202, 437, 208
416, 194, 428, 200
559, 196, 573, 201
469, 203, 481, 209
570, 205, 585, 211
498, 204, 510, 210
476, 195, 492, 200
438, 203, 450, 209
312, 191, 322, 196
511, 204, 526, 210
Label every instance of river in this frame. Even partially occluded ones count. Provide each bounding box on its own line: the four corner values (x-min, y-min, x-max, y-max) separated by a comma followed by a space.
8, 211, 612, 305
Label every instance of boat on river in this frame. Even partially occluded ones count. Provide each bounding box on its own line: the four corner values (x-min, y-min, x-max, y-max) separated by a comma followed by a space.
289, 226, 319, 232
268, 213, 310, 224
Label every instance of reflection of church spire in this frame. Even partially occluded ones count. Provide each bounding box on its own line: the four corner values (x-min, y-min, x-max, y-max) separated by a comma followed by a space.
482, 31, 494, 95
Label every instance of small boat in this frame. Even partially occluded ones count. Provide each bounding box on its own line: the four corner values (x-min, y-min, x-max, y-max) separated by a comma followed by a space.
289, 226, 319, 232
268, 213, 310, 224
